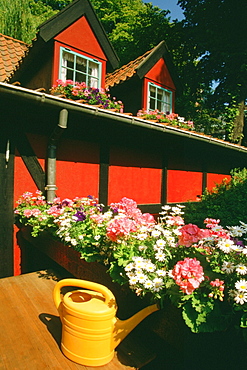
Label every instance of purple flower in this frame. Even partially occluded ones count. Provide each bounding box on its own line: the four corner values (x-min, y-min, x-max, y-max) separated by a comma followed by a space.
74, 211, 86, 222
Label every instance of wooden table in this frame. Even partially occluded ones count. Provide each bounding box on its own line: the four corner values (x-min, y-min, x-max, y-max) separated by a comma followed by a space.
0, 271, 156, 370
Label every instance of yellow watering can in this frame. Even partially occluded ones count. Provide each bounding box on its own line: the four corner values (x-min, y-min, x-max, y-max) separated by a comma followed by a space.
53, 278, 159, 366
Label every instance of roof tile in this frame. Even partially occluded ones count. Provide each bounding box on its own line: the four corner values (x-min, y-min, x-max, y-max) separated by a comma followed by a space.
105, 48, 152, 89
0, 33, 28, 82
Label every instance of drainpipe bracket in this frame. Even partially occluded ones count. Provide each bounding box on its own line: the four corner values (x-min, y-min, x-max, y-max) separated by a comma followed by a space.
45, 185, 58, 191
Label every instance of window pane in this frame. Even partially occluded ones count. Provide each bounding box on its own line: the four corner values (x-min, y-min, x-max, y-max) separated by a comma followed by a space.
157, 100, 162, 111
76, 56, 86, 73
89, 61, 99, 77
149, 98, 156, 110
75, 72, 86, 83
149, 85, 156, 98
66, 69, 74, 81
90, 77, 98, 88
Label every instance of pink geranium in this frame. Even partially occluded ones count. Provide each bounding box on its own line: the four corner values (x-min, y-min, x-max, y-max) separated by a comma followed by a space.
110, 197, 155, 228
23, 209, 34, 218
106, 217, 137, 242
46, 206, 64, 217
172, 257, 204, 294
178, 223, 204, 247
167, 215, 184, 226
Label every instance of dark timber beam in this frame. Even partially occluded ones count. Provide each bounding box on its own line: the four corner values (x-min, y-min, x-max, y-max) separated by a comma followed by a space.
15, 132, 45, 193
0, 133, 15, 277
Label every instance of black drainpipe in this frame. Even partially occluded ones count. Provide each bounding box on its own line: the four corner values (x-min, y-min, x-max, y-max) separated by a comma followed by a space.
46, 109, 68, 202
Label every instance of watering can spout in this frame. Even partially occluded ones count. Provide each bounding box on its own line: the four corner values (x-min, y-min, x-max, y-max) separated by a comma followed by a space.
113, 303, 159, 349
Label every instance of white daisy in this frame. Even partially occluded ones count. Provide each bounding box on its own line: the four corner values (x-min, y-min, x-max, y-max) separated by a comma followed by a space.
151, 230, 161, 238
70, 239, 77, 246
161, 205, 171, 211
137, 233, 148, 241
171, 206, 183, 214
162, 229, 172, 237
137, 273, 147, 283
125, 263, 134, 272
155, 251, 166, 262
221, 261, 235, 274
153, 278, 164, 291
156, 269, 167, 277
144, 280, 154, 289
156, 239, 166, 248
227, 225, 245, 238
234, 291, 247, 305
126, 271, 135, 278
236, 264, 247, 275
235, 279, 247, 292
129, 276, 138, 285
217, 238, 235, 253
144, 262, 156, 272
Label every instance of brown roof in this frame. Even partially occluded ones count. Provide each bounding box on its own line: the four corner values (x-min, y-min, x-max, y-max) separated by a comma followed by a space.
105, 48, 153, 89
0, 33, 28, 82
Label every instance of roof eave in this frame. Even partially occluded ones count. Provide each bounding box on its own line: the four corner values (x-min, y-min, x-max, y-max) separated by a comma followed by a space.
1, 82, 246, 154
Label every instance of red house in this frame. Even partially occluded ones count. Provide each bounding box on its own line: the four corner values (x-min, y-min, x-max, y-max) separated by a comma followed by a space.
1, 0, 247, 278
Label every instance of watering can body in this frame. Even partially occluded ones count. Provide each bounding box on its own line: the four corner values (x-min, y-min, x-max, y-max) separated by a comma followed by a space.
53, 278, 158, 366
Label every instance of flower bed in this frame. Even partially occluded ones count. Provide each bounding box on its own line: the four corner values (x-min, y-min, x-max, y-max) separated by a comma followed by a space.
15, 191, 247, 334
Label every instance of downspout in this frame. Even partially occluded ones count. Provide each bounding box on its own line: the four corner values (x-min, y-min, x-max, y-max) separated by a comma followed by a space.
46, 109, 68, 202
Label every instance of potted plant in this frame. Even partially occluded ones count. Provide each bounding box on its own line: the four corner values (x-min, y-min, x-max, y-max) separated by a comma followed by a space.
137, 109, 195, 130
50, 79, 124, 112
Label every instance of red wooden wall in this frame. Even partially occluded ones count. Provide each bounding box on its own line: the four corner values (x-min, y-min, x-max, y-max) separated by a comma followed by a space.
13, 133, 231, 275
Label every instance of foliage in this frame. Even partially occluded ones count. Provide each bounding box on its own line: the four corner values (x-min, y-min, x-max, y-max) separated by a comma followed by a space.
50, 79, 123, 111
137, 110, 194, 130
91, 0, 171, 65
0, 0, 57, 44
15, 191, 247, 333
184, 168, 247, 228
176, 0, 247, 144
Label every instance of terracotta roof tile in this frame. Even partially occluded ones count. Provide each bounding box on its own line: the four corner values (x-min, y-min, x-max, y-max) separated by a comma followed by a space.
105, 48, 152, 89
0, 33, 28, 82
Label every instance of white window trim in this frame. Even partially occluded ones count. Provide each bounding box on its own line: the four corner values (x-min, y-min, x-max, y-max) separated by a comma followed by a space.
59, 47, 102, 88
147, 82, 172, 113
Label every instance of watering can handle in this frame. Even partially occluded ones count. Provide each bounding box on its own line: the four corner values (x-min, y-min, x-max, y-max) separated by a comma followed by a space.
53, 278, 115, 310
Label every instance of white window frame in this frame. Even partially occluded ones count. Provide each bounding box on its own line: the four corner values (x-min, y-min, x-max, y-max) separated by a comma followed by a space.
147, 82, 172, 113
59, 47, 102, 88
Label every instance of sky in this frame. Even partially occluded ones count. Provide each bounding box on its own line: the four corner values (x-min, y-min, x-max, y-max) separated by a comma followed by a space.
144, 0, 184, 20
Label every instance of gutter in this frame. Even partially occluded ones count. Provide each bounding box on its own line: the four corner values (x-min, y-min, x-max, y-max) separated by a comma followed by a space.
1, 82, 247, 154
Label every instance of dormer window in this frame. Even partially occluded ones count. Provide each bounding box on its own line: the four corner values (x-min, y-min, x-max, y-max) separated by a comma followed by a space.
59, 47, 102, 87
148, 82, 172, 113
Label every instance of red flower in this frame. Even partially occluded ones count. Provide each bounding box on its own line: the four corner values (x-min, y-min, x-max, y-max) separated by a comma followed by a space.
172, 257, 204, 294
178, 224, 204, 247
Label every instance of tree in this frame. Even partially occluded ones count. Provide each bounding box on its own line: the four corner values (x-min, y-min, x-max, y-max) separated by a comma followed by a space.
176, 0, 247, 144
91, 0, 171, 65
0, 0, 57, 44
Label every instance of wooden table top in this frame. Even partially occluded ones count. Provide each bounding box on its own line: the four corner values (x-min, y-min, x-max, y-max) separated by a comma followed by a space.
0, 270, 155, 370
